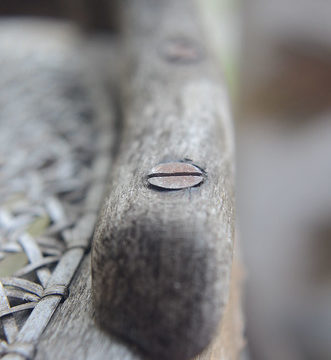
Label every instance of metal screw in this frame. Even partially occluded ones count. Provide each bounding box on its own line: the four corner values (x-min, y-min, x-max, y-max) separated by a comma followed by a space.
147, 162, 204, 190
160, 37, 203, 64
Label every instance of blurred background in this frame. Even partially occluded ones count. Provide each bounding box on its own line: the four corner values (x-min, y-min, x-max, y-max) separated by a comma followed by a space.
0, 1, 330, 359
238, 1, 331, 359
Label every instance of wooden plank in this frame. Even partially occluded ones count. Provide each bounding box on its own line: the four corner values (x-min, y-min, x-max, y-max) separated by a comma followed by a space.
92, 1, 235, 360
36, 254, 143, 360
36, 252, 243, 360
196, 254, 244, 360
4, 1, 240, 359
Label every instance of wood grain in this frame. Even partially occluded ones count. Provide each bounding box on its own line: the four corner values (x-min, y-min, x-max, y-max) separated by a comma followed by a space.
36, 252, 243, 360
36, 255, 143, 360
92, 1, 235, 360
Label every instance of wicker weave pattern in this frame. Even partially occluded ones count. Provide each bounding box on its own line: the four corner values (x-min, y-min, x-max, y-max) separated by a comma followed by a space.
0, 22, 112, 359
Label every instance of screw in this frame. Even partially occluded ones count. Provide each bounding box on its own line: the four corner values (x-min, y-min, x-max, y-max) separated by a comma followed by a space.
160, 36, 203, 64
147, 162, 204, 190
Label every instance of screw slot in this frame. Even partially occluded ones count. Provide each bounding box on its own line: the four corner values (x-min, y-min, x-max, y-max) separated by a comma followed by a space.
147, 161, 205, 190
160, 36, 203, 64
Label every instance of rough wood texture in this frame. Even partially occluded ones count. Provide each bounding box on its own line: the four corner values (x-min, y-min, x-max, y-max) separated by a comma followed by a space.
92, 1, 235, 360
36, 255, 143, 360
196, 255, 244, 360
36, 252, 243, 360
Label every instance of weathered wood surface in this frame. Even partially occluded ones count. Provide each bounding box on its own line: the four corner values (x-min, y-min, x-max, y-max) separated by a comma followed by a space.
37, 252, 243, 360
0, 1, 240, 359
196, 254, 244, 360
92, 1, 235, 360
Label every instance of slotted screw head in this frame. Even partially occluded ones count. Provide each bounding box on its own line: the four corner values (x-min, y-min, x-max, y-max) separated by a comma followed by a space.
147, 162, 204, 190
160, 36, 203, 64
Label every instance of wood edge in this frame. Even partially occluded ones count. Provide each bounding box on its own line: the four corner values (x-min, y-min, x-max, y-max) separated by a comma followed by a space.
195, 251, 245, 360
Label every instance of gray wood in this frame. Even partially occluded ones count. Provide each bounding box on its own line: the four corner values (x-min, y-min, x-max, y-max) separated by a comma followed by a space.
36, 254, 243, 360
36, 255, 145, 360
92, 1, 235, 360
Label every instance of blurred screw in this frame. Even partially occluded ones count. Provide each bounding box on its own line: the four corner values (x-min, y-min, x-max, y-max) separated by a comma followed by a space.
147, 162, 204, 190
160, 37, 203, 64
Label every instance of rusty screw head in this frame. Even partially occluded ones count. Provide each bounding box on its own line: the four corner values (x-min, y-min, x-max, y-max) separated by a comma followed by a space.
147, 162, 204, 190
160, 37, 203, 64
